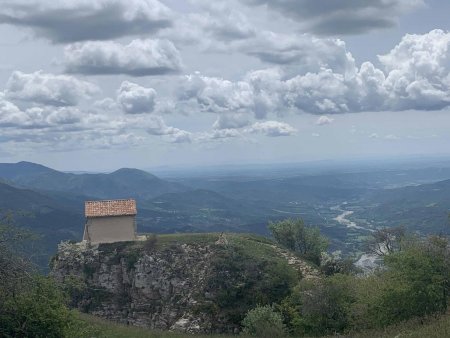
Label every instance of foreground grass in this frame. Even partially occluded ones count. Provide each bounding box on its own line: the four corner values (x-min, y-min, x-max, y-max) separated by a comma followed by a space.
75, 313, 245, 338
339, 311, 450, 338
77, 311, 450, 338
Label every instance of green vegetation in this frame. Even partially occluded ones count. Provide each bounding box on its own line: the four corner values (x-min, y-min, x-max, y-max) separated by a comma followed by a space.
272, 232, 450, 336
206, 234, 298, 324
51, 309, 450, 338
269, 219, 329, 265
72, 313, 252, 338
0, 276, 78, 338
242, 305, 286, 337
280, 274, 356, 336
0, 216, 79, 338
2, 208, 450, 337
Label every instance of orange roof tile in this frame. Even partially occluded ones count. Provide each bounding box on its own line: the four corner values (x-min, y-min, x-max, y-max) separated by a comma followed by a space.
85, 199, 137, 217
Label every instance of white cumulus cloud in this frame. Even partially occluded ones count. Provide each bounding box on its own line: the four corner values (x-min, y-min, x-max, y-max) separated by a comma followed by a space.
117, 82, 157, 114
316, 115, 334, 125
5, 71, 98, 107
246, 121, 296, 137
146, 116, 192, 143
65, 39, 182, 76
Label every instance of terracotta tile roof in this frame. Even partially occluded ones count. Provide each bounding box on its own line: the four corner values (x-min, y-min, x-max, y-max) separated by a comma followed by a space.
85, 199, 137, 217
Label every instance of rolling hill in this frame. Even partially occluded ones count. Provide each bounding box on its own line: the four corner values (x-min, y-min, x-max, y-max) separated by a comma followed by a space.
0, 162, 187, 200
0, 181, 83, 269
355, 179, 450, 233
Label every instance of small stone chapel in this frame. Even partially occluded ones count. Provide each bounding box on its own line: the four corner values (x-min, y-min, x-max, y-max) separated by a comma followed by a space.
83, 199, 137, 244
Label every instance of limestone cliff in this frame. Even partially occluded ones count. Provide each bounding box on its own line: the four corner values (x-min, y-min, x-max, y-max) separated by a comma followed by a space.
51, 234, 319, 334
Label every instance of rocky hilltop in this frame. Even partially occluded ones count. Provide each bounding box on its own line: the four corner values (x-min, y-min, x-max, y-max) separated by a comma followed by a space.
51, 233, 319, 334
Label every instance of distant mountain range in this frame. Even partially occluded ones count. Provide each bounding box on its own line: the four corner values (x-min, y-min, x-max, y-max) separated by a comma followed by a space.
355, 179, 450, 233
1, 160, 450, 270
0, 161, 187, 200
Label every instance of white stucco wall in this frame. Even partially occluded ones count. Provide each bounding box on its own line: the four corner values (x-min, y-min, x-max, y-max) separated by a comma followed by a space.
83, 215, 136, 244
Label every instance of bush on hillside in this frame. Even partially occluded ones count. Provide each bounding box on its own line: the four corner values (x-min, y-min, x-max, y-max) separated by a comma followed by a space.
365, 235, 450, 326
0, 214, 78, 338
280, 274, 356, 336
268, 219, 328, 265
242, 305, 286, 337
206, 240, 297, 325
143, 234, 158, 253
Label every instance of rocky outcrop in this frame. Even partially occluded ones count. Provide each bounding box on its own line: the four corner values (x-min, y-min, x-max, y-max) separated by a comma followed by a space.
51, 235, 318, 334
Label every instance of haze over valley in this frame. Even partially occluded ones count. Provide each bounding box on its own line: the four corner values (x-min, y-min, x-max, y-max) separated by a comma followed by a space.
2, 157, 450, 269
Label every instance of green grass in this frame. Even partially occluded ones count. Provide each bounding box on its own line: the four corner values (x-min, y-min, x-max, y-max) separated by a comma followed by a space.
140, 232, 276, 251
75, 313, 247, 338
336, 311, 450, 338
76, 311, 450, 338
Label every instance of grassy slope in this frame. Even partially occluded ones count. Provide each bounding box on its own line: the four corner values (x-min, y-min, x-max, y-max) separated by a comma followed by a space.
341, 311, 450, 338
107, 232, 279, 257
78, 311, 450, 338
76, 313, 247, 337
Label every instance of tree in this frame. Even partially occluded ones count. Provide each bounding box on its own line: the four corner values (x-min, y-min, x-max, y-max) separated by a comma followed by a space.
365, 235, 450, 326
367, 226, 406, 257
0, 212, 78, 337
268, 219, 328, 265
0, 212, 35, 304
280, 274, 356, 336
242, 305, 286, 337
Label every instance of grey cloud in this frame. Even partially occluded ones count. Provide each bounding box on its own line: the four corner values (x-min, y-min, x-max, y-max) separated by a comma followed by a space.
316, 116, 334, 126
117, 81, 157, 114
0, 0, 172, 43
0, 93, 83, 129
244, 32, 356, 74
199, 129, 241, 141
163, 2, 256, 47
240, 0, 423, 35
146, 116, 192, 143
65, 39, 182, 76
5, 71, 98, 107
213, 113, 251, 130
245, 121, 297, 137
163, 2, 354, 75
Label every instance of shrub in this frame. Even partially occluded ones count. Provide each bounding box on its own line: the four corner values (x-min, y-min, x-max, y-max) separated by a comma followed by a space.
206, 241, 297, 325
0, 276, 77, 338
281, 274, 356, 336
320, 251, 358, 276
242, 305, 286, 337
143, 234, 158, 253
367, 236, 450, 326
268, 219, 328, 265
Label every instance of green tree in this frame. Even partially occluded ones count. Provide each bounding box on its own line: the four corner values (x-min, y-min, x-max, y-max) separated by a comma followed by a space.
268, 219, 328, 265
206, 240, 297, 325
0, 276, 76, 338
242, 305, 286, 337
370, 236, 450, 326
281, 274, 356, 336
0, 212, 79, 337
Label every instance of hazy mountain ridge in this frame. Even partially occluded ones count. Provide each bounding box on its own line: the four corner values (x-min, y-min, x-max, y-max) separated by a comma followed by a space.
354, 178, 450, 233
0, 162, 188, 200
2, 160, 450, 270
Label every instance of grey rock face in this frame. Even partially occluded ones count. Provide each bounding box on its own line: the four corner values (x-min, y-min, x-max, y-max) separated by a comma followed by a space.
51, 241, 237, 334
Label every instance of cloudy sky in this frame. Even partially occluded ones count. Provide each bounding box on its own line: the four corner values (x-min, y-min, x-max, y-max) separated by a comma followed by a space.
0, 0, 449, 171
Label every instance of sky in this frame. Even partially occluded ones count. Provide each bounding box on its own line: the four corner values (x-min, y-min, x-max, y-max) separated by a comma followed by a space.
0, 0, 450, 171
